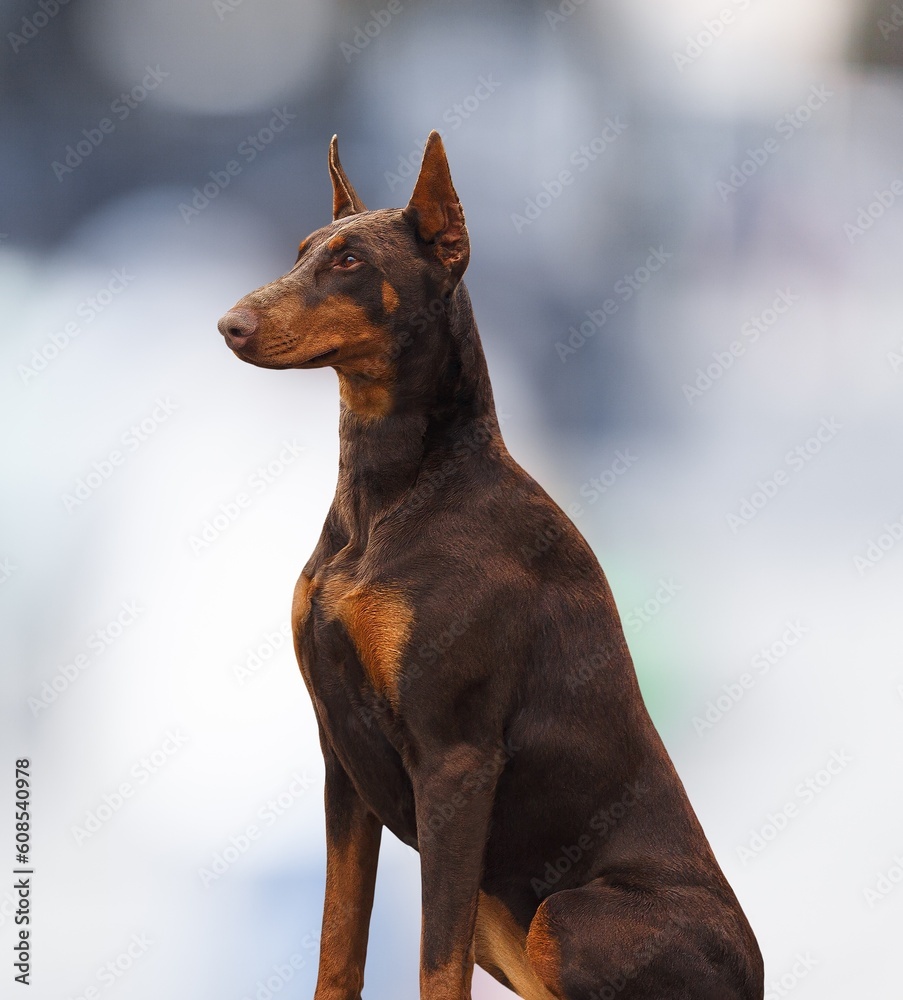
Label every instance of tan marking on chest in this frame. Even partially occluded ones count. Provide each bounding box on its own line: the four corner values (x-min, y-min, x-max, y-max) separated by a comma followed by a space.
291, 572, 319, 693
319, 572, 413, 700
475, 893, 557, 1000
292, 572, 318, 627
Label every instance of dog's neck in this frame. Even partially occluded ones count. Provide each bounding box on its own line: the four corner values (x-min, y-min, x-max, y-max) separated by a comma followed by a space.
333, 284, 502, 540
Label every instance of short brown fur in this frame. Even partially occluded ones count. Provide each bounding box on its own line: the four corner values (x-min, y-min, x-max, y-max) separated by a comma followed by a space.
477, 893, 559, 1000
524, 901, 564, 999
218, 132, 764, 1000
319, 573, 413, 701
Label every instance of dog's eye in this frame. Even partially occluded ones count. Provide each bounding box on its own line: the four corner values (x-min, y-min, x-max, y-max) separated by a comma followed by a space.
336, 253, 361, 268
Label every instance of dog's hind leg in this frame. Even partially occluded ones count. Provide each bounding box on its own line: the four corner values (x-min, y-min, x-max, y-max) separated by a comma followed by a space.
525, 876, 763, 1000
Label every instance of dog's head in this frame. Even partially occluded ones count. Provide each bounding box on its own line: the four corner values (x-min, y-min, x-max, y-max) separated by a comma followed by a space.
217, 132, 470, 419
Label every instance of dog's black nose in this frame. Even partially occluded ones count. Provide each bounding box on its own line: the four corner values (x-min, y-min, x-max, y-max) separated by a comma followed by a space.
218, 308, 258, 345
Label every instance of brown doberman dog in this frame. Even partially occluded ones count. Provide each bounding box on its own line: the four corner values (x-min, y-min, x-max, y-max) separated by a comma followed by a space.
218, 133, 764, 1000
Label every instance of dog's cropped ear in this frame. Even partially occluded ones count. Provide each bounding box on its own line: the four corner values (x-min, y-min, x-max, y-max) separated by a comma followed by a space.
403, 131, 470, 281
328, 135, 367, 220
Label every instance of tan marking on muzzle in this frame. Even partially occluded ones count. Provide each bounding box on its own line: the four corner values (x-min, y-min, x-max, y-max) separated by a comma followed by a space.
233, 288, 397, 418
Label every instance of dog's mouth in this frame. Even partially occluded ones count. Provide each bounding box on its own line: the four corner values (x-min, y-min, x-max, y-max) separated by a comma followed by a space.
227, 343, 340, 371
297, 347, 339, 368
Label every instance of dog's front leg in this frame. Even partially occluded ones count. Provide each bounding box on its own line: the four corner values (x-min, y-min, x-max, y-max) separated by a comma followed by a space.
414, 745, 504, 1000
314, 749, 382, 1000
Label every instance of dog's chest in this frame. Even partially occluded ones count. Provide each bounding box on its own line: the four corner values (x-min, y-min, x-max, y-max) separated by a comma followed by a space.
291, 560, 419, 837
292, 564, 414, 706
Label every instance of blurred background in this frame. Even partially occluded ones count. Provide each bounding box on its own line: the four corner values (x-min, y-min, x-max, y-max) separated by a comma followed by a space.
2, 0, 903, 996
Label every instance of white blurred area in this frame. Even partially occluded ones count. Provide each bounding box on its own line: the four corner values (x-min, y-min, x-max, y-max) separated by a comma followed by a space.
3, 0, 903, 997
